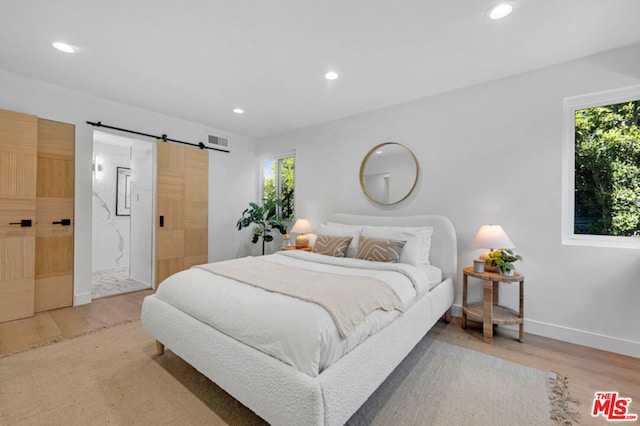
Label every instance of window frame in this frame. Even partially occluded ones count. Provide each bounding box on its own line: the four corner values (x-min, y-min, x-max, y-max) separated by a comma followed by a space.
562, 84, 640, 249
260, 150, 295, 220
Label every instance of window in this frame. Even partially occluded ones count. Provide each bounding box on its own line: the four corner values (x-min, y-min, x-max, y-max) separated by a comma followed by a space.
562, 86, 640, 248
263, 153, 294, 221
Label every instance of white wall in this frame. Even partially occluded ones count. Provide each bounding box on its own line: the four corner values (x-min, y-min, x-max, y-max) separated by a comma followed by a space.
91, 141, 131, 271
129, 140, 154, 285
257, 43, 640, 358
0, 69, 257, 306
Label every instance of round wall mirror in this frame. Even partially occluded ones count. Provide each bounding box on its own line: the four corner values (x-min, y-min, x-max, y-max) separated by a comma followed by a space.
359, 142, 419, 205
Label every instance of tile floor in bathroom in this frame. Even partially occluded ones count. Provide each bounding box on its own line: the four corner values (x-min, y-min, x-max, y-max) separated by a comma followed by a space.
91, 267, 151, 299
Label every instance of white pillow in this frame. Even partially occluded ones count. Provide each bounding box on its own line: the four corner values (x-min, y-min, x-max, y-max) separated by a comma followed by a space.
360, 225, 433, 265
318, 223, 363, 258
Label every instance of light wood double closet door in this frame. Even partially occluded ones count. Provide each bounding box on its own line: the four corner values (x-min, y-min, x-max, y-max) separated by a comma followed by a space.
0, 109, 74, 323
155, 142, 208, 286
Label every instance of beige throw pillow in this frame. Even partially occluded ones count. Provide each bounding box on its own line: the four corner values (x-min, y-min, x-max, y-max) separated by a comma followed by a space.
312, 235, 353, 258
356, 236, 406, 263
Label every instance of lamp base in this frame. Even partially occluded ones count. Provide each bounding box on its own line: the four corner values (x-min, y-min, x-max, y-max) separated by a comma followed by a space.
295, 234, 309, 249
479, 250, 499, 272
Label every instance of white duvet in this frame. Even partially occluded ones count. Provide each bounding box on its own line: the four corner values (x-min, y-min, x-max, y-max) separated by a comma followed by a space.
154, 250, 442, 377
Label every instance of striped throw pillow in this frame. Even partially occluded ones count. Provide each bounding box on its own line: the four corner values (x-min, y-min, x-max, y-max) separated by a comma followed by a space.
356, 236, 406, 263
312, 235, 353, 258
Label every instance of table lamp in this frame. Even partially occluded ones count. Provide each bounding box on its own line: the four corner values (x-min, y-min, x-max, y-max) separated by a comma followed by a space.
291, 219, 313, 248
471, 224, 514, 265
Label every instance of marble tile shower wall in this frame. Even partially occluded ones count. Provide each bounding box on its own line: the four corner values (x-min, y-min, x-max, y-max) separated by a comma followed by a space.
92, 142, 131, 272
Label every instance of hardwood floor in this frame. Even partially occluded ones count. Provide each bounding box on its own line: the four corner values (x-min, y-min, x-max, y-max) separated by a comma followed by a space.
0, 289, 153, 356
1, 291, 638, 425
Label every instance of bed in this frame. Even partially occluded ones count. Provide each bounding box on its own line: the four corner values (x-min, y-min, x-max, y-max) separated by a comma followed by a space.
141, 213, 457, 425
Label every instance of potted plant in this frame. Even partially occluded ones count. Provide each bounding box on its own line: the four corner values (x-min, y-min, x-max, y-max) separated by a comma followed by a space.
485, 249, 523, 276
236, 196, 287, 255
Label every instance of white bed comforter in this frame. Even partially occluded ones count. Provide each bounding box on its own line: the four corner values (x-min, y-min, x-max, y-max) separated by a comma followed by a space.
154, 251, 442, 377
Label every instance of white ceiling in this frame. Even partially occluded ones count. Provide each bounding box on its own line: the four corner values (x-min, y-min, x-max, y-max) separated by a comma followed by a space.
2, 0, 640, 138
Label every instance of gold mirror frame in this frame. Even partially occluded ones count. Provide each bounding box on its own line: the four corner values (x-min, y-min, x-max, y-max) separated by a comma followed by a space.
359, 142, 419, 205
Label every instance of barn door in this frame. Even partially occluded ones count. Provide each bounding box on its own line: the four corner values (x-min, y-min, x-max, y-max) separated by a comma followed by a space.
155, 142, 208, 286
35, 118, 74, 312
0, 109, 37, 322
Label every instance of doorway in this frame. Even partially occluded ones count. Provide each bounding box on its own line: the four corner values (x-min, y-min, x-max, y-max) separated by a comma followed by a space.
91, 130, 154, 299
363, 172, 390, 204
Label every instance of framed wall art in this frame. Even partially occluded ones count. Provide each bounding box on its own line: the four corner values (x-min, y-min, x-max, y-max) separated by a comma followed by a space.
116, 167, 132, 216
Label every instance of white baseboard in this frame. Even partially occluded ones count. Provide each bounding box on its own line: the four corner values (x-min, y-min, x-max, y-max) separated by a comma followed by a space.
450, 304, 463, 318
451, 304, 639, 359
524, 319, 640, 358
74, 292, 92, 306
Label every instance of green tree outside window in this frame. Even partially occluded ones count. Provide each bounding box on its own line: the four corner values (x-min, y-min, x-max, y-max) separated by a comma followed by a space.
263, 156, 294, 221
574, 100, 640, 236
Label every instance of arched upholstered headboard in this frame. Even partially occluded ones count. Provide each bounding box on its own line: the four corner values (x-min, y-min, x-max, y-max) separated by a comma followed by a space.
326, 214, 457, 285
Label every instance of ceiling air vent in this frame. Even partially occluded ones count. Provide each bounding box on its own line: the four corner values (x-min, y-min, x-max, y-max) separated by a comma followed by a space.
208, 134, 229, 149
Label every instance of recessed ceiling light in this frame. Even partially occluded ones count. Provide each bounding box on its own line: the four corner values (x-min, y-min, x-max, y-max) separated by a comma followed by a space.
52, 42, 75, 53
324, 71, 339, 81
232, 108, 244, 114
488, 2, 513, 20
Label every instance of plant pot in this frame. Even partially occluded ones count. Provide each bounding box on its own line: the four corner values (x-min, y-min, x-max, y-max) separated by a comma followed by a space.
484, 265, 500, 273
500, 269, 514, 277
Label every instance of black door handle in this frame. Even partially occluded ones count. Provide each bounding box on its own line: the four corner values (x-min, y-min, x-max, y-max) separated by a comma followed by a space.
159, 216, 164, 228
52, 219, 71, 226
9, 219, 32, 227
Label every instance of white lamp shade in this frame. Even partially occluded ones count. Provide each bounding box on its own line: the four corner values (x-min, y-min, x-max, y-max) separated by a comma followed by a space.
291, 219, 313, 234
471, 225, 514, 249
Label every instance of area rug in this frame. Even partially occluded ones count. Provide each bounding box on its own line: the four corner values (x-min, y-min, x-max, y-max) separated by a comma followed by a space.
0, 321, 578, 425
347, 337, 579, 425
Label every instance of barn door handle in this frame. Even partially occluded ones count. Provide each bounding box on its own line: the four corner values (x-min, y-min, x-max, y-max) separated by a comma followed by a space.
52, 219, 71, 226
9, 219, 32, 227
159, 216, 164, 228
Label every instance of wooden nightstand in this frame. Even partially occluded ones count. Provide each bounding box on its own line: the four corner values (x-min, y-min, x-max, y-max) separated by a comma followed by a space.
282, 246, 312, 251
461, 266, 525, 344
